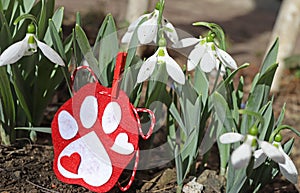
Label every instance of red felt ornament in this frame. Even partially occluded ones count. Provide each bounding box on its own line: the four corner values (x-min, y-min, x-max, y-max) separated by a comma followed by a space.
51, 52, 155, 192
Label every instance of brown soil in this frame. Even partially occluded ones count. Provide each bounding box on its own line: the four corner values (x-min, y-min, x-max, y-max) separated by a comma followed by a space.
1, 0, 300, 192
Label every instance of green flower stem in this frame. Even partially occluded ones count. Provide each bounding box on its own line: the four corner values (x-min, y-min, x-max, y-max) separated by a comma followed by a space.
211, 63, 222, 93
269, 125, 300, 143
238, 109, 264, 128
157, 0, 165, 26
156, 0, 165, 42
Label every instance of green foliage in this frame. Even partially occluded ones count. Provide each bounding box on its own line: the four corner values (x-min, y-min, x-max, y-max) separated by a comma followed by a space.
0, 0, 71, 145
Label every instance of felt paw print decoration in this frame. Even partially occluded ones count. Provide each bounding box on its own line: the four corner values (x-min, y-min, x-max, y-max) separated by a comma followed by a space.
51, 53, 155, 192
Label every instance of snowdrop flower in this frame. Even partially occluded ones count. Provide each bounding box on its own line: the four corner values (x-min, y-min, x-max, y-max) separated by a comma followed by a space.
253, 133, 298, 184
121, 9, 178, 45
137, 45, 185, 85
173, 32, 237, 72
219, 127, 284, 169
0, 24, 65, 66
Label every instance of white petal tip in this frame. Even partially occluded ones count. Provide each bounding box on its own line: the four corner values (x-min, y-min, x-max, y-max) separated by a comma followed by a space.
219, 132, 244, 144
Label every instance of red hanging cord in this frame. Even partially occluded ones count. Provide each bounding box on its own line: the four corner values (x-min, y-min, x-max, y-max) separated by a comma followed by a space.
131, 105, 155, 140
117, 149, 140, 191
112, 52, 127, 98
70, 65, 98, 93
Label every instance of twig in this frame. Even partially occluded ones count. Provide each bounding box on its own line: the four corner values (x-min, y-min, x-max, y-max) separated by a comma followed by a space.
26, 180, 59, 193
0, 187, 15, 191
151, 185, 174, 193
6, 147, 26, 157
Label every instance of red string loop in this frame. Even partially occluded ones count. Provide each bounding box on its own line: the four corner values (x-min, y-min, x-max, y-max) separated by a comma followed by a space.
117, 149, 139, 191
70, 65, 98, 93
131, 105, 155, 140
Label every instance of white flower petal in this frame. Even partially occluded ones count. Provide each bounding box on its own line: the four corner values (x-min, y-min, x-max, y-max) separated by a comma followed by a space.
128, 13, 150, 32
172, 37, 200, 48
278, 148, 298, 184
163, 19, 178, 44
216, 47, 237, 70
253, 149, 267, 169
137, 54, 157, 83
36, 38, 65, 66
231, 143, 252, 169
219, 132, 244, 144
200, 52, 216, 72
259, 140, 285, 164
187, 45, 205, 71
121, 31, 133, 44
137, 14, 158, 44
0, 38, 27, 66
164, 55, 185, 84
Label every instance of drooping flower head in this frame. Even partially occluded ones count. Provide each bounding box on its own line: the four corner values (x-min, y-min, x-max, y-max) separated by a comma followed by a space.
254, 133, 298, 184
121, 7, 178, 45
219, 126, 284, 169
0, 23, 65, 66
173, 31, 237, 73
137, 37, 185, 85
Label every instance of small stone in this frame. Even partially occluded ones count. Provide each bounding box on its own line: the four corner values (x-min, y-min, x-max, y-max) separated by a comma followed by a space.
183, 178, 204, 193
13, 170, 21, 179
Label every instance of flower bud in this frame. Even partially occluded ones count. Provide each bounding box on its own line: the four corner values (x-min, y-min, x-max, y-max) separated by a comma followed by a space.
27, 23, 36, 34
249, 126, 258, 136
158, 37, 167, 47
274, 133, 282, 143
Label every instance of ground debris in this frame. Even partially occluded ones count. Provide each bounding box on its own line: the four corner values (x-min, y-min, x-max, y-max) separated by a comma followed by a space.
183, 177, 204, 193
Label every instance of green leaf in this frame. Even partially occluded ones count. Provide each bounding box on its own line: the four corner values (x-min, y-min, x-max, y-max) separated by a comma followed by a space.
241, 63, 278, 134
260, 38, 278, 75
216, 63, 249, 96
0, 0, 9, 10
22, 0, 35, 13
275, 103, 285, 127
44, 7, 64, 45
174, 146, 183, 186
258, 101, 275, 141
49, 19, 66, 60
169, 103, 185, 133
15, 127, 51, 133
226, 161, 247, 193
0, 10, 13, 47
11, 65, 33, 123
94, 14, 119, 86
75, 24, 103, 82
45, 0, 55, 19
37, 0, 47, 39
0, 67, 15, 124
5, 0, 18, 27
283, 138, 294, 154
121, 59, 142, 95
212, 92, 235, 132
193, 67, 209, 103
216, 120, 230, 174
181, 129, 199, 160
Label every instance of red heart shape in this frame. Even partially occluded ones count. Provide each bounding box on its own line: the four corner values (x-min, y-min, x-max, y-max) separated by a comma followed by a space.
60, 152, 81, 174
